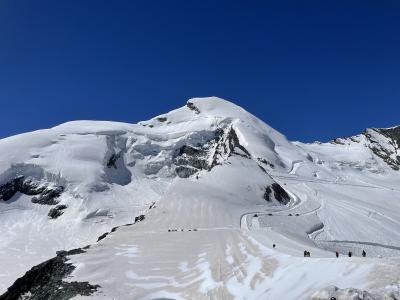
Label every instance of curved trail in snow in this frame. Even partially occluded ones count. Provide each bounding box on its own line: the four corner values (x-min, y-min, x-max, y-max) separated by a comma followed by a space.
239, 177, 400, 258
271, 173, 400, 194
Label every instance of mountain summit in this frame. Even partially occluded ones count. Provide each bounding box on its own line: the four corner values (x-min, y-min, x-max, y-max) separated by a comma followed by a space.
1, 97, 400, 299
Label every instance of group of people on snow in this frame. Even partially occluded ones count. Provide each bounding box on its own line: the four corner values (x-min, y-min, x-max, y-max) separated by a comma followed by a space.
272, 243, 367, 258
335, 250, 366, 258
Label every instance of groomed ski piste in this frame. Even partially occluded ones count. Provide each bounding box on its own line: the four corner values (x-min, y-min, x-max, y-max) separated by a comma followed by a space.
0, 97, 400, 299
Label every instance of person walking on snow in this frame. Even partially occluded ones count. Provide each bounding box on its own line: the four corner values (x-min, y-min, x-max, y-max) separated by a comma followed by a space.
335, 251, 339, 258
362, 250, 366, 257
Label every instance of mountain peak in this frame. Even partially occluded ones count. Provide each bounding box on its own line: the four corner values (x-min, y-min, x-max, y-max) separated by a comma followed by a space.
2, 98, 400, 299
184, 96, 247, 118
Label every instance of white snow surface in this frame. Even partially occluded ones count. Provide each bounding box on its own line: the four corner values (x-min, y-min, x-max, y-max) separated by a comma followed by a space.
1, 97, 400, 299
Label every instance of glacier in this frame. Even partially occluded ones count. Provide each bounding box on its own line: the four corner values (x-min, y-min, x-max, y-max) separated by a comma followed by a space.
0, 97, 399, 299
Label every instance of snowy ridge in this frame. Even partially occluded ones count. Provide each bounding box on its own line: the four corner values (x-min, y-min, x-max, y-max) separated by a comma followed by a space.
0, 97, 400, 299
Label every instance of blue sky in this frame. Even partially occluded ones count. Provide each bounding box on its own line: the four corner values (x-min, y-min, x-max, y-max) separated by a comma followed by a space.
0, 1, 399, 141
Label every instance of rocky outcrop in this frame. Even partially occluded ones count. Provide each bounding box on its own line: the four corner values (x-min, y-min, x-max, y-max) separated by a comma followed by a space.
173, 125, 252, 178
186, 101, 200, 114
0, 176, 64, 205
257, 157, 275, 169
48, 205, 68, 219
328, 126, 400, 171
0, 247, 99, 300
264, 183, 290, 205
173, 145, 209, 178
0, 176, 27, 201
106, 153, 121, 169
156, 117, 167, 122
210, 126, 251, 168
31, 186, 64, 205
365, 127, 400, 171
97, 214, 146, 242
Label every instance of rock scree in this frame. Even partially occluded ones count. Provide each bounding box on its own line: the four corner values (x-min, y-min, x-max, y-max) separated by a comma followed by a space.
0, 247, 100, 300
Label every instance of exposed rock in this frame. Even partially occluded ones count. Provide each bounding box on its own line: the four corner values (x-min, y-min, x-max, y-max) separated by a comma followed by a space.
364, 128, 400, 171
330, 138, 346, 145
173, 144, 209, 178
31, 186, 64, 205
173, 126, 251, 178
19, 177, 47, 195
225, 126, 251, 157
327, 126, 400, 171
264, 183, 290, 205
0, 248, 99, 300
186, 102, 200, 114
97, 214, 146, 242
96, 232, 109, 242
0, 176, 64, 205
106, 153, 121, 169
0, 176, 25, 201
210, 126, 250, 168
174, 146, 209, 171
257, 157, 275, 169
134, 214, 145, 223
175, 166, 198, 178
258, 164, 267, 173
377, 126, 400, 145
156, 117, 167, 122
48, 205, 68, 219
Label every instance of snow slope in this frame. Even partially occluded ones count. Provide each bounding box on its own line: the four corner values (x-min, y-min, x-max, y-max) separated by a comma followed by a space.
0, 97, 400, 299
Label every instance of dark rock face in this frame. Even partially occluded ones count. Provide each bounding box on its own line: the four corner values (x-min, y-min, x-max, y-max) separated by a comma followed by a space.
173, 126, 252, 178
31, 186, 64, 205
0, 176, 64, 205
257, 158, 275, 169
97, 214, 146, 242
186, 102, 200, 114
0, 176, 25, 201
48, 205, 68, 219
377, 126, 400, 145
174, 145, 209, 178
0, 248, 99, 300
106, 153, 121, 169
364, 128, 400, 171
210, 126, 250, 168
156, 117, 167, 122
264, 183, 290, 205
134, 214, 145, 223
96, 232, 109, 242
225, 126, 251, 157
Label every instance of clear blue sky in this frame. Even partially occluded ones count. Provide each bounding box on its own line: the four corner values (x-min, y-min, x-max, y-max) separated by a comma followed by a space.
0, 1, 399, 142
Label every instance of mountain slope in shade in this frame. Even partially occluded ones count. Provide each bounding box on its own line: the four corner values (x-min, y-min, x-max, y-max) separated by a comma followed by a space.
0, 97, 400, 299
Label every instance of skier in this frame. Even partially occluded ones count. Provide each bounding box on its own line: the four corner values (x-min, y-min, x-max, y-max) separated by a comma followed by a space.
273, 244, 276, 248
335, 251, 339, 258
348, 251, 352, 257
362, 250, 366, 257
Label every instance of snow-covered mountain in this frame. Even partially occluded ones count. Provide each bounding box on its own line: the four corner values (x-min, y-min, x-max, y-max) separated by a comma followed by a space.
1, 97, 399, 300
